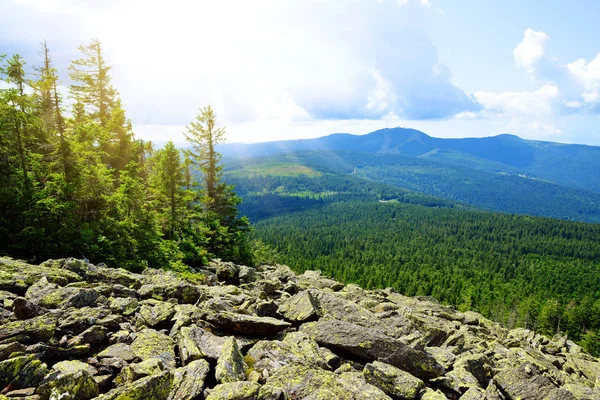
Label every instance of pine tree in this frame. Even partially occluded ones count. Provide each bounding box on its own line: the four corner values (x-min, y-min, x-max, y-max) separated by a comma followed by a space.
69, 39, 116, 127
184, 105, 252, 264
151, 141, 187, 239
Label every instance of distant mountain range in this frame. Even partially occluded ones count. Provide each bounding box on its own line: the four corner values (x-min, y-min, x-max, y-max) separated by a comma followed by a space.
220, 128, 600, 194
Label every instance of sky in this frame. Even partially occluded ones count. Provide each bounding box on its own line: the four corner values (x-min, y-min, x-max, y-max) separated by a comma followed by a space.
2, 0, 600, 145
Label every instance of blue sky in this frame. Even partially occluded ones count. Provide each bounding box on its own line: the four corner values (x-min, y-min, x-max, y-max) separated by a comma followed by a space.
2, 0, 600, 145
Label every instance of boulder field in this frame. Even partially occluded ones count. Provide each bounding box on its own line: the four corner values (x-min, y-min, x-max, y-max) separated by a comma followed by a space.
0, 256, 599, 399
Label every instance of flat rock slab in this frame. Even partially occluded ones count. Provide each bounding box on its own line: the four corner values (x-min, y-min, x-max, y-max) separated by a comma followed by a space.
300, 319, 444, 380
205, 311, 291, 336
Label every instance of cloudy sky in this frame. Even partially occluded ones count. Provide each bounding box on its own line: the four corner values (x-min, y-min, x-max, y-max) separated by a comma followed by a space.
2, 0, 600, 145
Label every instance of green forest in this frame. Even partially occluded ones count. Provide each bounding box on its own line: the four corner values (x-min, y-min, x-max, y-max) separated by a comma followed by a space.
254, 201, 600, 355
0, 40, 252, 271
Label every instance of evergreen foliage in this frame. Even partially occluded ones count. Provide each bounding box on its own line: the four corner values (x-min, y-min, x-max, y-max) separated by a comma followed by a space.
0, 41, 252, 270
254, 201, 600, 355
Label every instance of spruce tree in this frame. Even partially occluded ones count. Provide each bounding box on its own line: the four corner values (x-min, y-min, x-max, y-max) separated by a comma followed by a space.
184, 105, 252, 264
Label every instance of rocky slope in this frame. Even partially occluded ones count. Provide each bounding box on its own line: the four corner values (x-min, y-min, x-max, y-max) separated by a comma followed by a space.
0, 257, 599, 400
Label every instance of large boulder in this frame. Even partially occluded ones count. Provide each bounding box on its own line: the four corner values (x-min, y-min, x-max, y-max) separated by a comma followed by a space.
247, 332, 338, 378
494, 363, 576, 400
37, 367, 99, 400
277, 291, 319, 323
363, 361, 425, 400
205, 381, 262, 400
0, 355, 48, 391
167, 359, 210, 400
97, 370, 173, 400
205, 311, 291, 336
130, 328, 176, 368
216, 337, 247, 383
137, 301, 176, 328
300, 319, 444, 380
0, 314, 56, 343
265, 364, 391, 399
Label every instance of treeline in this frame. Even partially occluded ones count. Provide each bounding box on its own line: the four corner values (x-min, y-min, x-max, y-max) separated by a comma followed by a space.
0, 40, 251, 271
255, 201, 600, 355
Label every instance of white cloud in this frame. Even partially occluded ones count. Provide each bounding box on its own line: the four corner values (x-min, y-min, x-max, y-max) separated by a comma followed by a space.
474, 84, 559, 116
567, 53, 600, 109
8, 0, 478, 127
513, 28, 548, 73
514, 28, 549, 74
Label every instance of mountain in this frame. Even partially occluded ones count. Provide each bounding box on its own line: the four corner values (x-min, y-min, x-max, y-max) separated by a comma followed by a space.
219, 128, 600, 194
223, 150, 600, 223
1, 256, 599, 399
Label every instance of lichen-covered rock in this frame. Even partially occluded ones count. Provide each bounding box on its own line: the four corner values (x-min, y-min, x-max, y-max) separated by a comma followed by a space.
130, 328, 176, 368
109, 297, 139, 316
206, 260, 240, 283
118, 357, 165, 384
205, 311, 291, 336
277, 291, 319, 323
0, 315, 56, 343
419, 388, 447, 399
138, 282, 201, 304
247, 332, 337, 377
1, 257, 599, 399
67, 325, 108, 347
37, 286, 99, 309
51, 360, 98, 376
0, 355, 48, 391
216, 337, 247, 383
167, 359, 210, 400
137, 301, 175, 328
300, 319, 444, 380
0, 342, 25, 361
460, 387, 485, 400
494, 363, 577, 400
36, 369, 98, 400
265, 364, 390, 399
0, 257, 81, 294
97, 370, 173, 400
58, 307, 111, 334
453, 353, 493, 388
297, 270, 344, 291
363, 361, 425, 400
205, 381, 262, 400
97, 343, 137, 362
257, 384, 290, 400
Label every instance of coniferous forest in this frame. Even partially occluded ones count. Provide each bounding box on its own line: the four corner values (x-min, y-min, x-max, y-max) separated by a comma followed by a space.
0, 40, 252, 271
253, 201, 600, 355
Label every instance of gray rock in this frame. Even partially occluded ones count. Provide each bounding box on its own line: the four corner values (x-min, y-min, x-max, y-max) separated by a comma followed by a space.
216, 337, 247, 383
205, 381, 262, 400
205, 311, 291, 336
167, 359, 210, 400
277, 291, 319, 323
495, 363, 576, 400
363, 361, 425, 400
97, 343, 137, 362
109, 297, 139, 316
130, 328, 176, 368
300, 319, 444, 380
13, 297, 48, 320
137, 301, 175, 328
98, 370, 173, 400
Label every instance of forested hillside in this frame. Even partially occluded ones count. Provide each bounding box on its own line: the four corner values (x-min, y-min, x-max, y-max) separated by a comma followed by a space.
224, 151, 600, 223
220, 127, 600, 193
254, 201, 600, 355
0, 42, 251, 270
